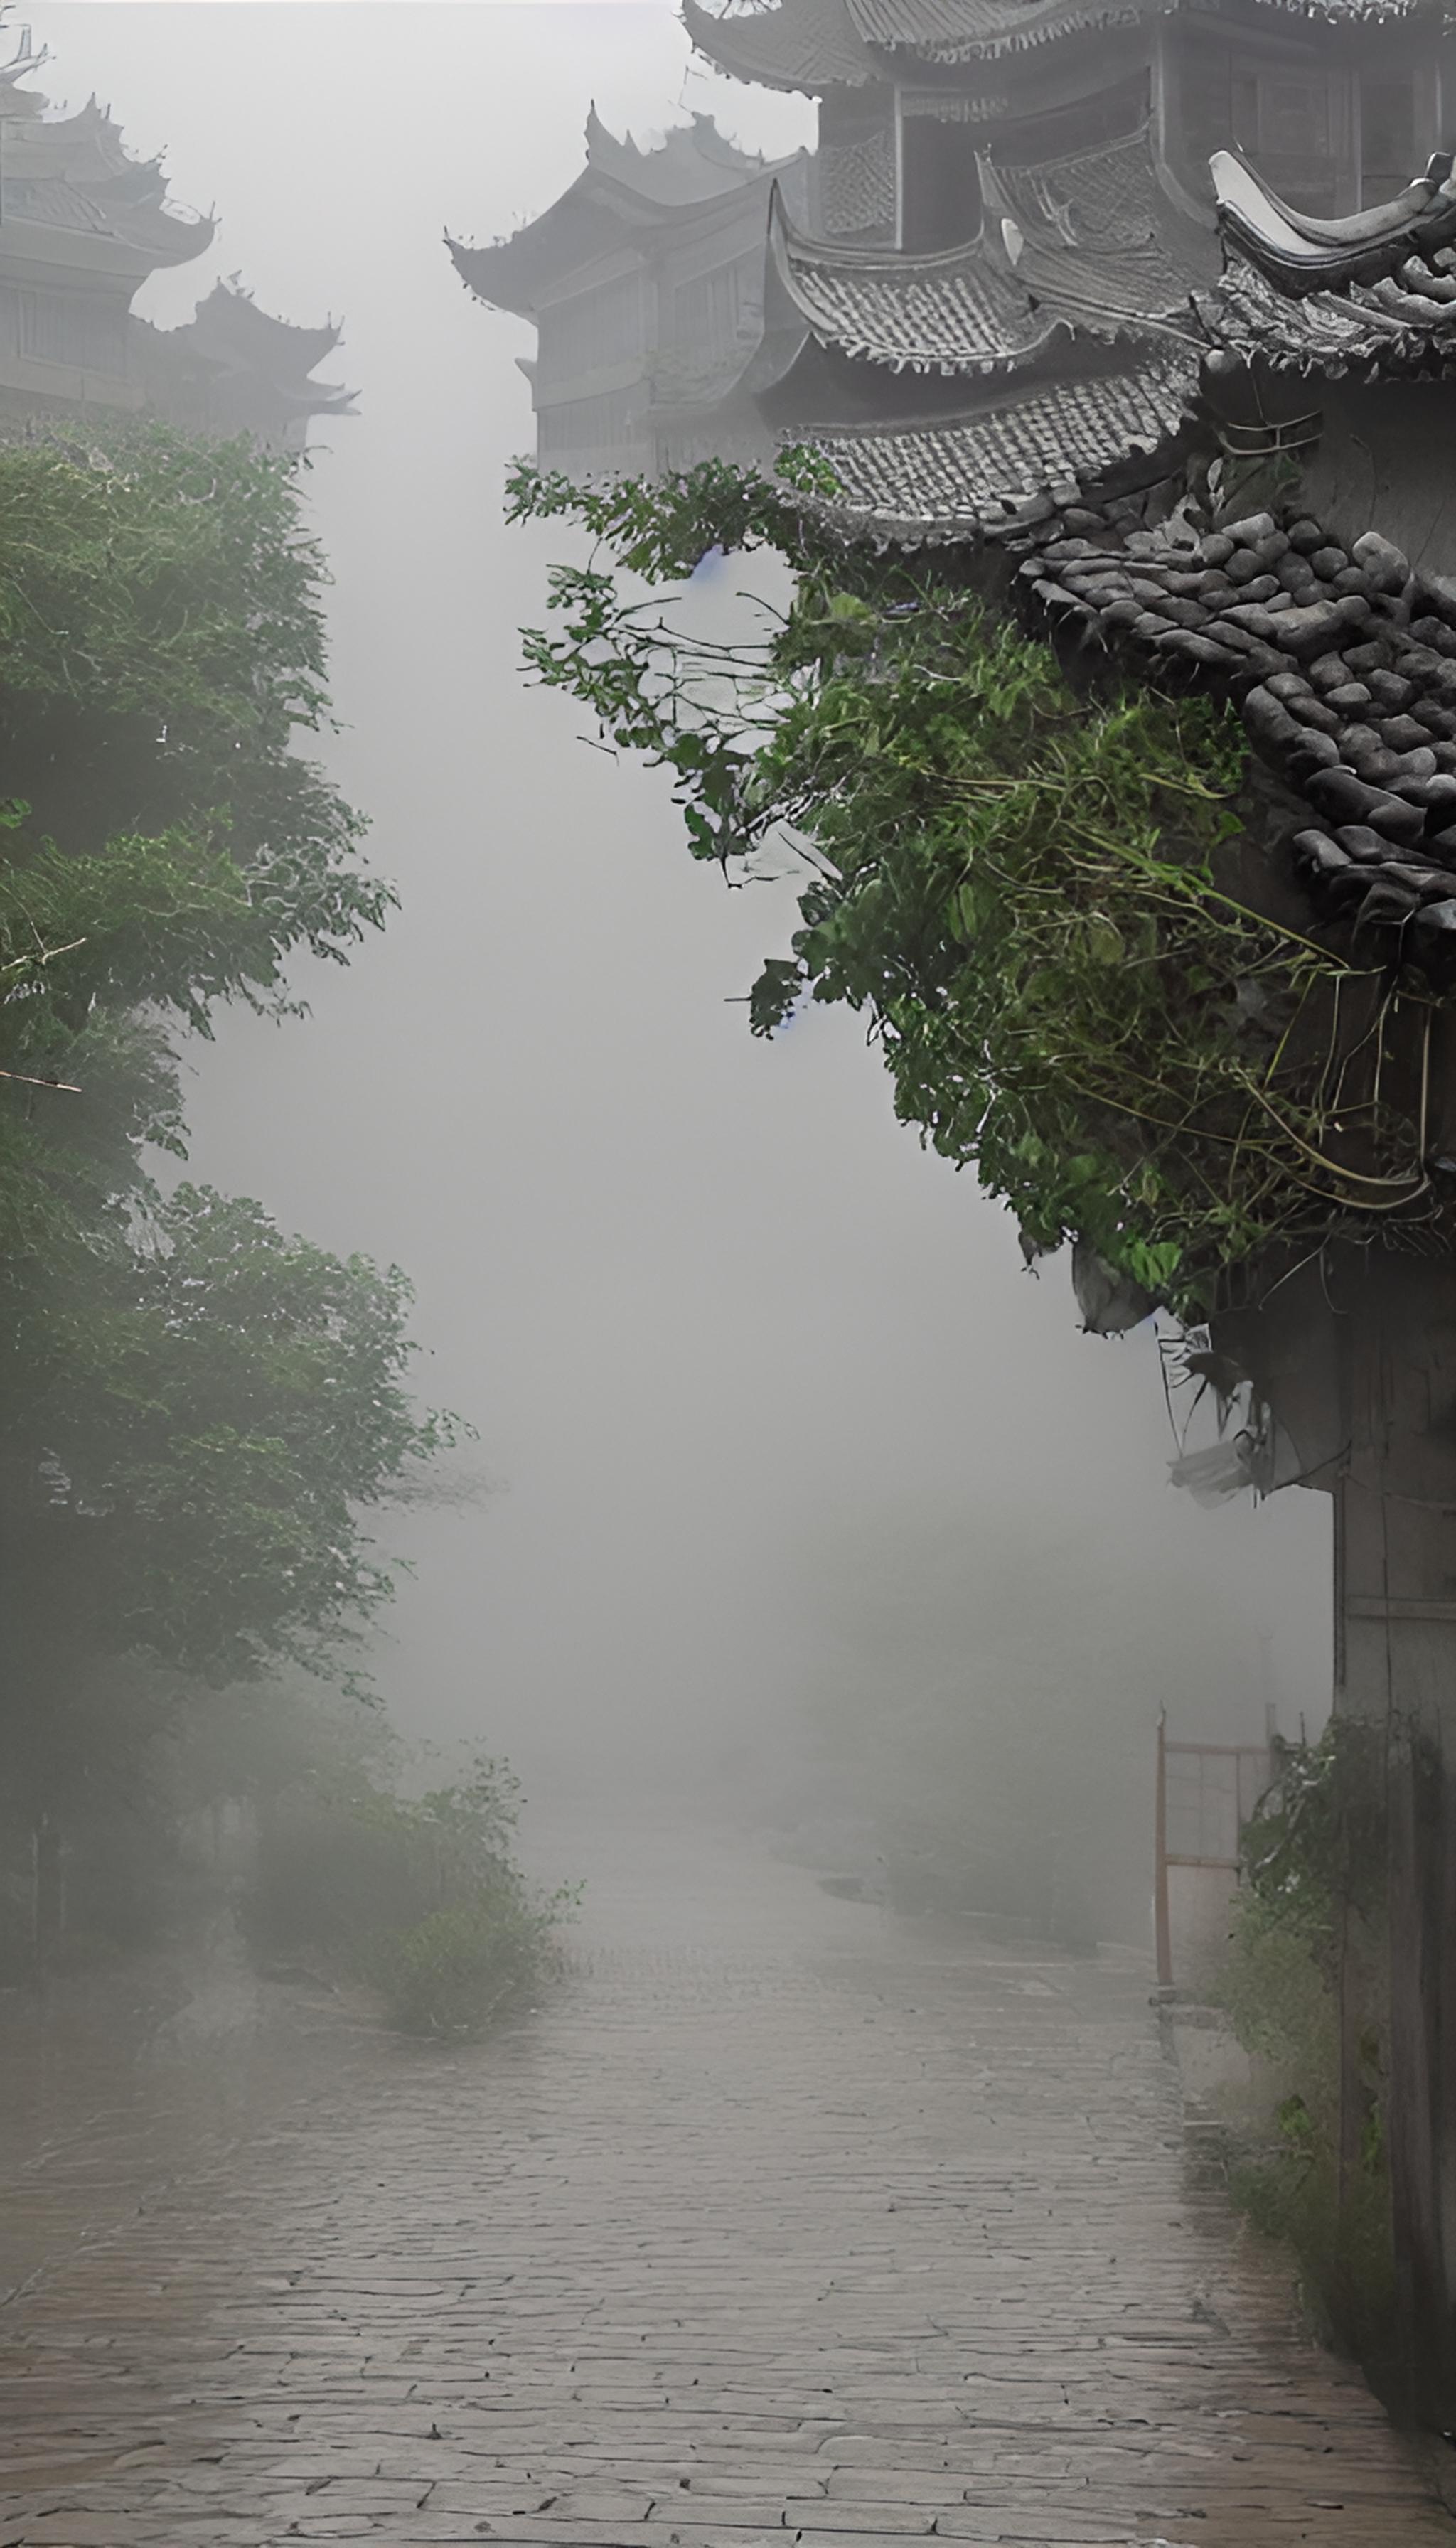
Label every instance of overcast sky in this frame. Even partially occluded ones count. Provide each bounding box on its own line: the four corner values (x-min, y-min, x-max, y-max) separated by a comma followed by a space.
29, 6, 1330, 1856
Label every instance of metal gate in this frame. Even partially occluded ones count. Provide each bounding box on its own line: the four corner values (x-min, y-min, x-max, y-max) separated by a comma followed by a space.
1154, 1712, 1274, 1988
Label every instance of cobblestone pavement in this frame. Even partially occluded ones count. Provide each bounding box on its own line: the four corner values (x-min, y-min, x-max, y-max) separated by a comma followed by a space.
0, 1809, 1449, 2547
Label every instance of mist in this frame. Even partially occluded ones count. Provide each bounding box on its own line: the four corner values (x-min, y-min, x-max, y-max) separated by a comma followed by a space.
26, 0, 1328, 1866
15, 4, 1456, 2530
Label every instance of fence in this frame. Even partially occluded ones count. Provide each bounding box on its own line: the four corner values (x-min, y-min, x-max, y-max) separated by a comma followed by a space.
1154, 1711, 1275, 1989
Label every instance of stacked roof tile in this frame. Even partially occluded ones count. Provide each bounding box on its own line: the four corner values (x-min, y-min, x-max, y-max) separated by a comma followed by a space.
848, 0, 1147, 62
764, 126, 1221, 380
679, 0, 879, 90
684, 0, 1434, 89
802, 348, 1202, 537
767, 199, 1064, 370
1204, 252, 1456, 376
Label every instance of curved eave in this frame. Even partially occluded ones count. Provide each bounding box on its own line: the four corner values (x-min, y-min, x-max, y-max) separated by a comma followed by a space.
271, 384, 358, 421
192, 287, 342, 373
109, 203, 217, 271
1213, 147, 1456, 293
446, 233, 535, 318
680, 0, 879, 92
0, 213, 179, 289
584, 103, 777, 203
768, 181, 1088, 377
449, 151, 770, 318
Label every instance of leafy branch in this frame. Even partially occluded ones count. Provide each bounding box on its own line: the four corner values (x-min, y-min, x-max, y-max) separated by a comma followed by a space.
510, 458, 1418, 1314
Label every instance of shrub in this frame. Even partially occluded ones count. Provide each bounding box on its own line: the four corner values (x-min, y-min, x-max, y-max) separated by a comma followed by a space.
242, 1739, 572, 2038
1212, 1721, 1395, 2372
366, 1890, 562, 2039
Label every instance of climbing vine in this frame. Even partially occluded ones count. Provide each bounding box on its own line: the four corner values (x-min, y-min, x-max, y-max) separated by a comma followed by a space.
1215, 1720, 1394, 2369
510, 457, 1428, 1315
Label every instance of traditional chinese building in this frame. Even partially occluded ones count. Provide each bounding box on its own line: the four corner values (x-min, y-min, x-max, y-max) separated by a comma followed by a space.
449, 107, 811, 473
0, 19, 350, 450
683, 0, 1448, 235
459, 3, 1455, 481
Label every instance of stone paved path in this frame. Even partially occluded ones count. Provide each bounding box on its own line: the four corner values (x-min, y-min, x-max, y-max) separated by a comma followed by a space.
0, 1811, 1448, 2547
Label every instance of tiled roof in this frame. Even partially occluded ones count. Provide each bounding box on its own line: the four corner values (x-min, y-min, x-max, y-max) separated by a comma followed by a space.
0, 70, 214, 271
851, 0, 1428, 50
847, 0, 1145, 60
451, 112, 799, 319
584, 110, 771, 208
188, 282, 343, 380
769, 198, 1063, 370
766, 148, 1214, 376
685, 0, 1434, 87
0, 176, 112, 235
984, 123, 1211, 257
680, 0, 879, 90
799, 347, 1201, 541
1202, 252, 1456, 376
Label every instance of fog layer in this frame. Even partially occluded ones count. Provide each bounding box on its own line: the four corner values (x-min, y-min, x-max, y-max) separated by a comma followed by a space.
33, 4, 1330, 1906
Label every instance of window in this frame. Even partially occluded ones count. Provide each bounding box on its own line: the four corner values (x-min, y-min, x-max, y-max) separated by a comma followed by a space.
671, 262, 746, 350
7, 289, 128, 373
537, 272, 645, 389
537, 386, 639, 457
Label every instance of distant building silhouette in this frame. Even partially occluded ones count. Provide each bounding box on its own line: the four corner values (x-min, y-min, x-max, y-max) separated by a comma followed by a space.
449, 107, 810, 474
0, 17, 350, 450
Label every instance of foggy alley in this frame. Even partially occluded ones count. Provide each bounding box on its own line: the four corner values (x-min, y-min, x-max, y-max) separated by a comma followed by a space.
0, 1814, 1445, 2548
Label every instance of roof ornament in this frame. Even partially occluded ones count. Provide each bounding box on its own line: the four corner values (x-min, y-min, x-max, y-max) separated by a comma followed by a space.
1000, 216, 1024, 267
0, 15, 48, 89
1212, 145, 1456, 294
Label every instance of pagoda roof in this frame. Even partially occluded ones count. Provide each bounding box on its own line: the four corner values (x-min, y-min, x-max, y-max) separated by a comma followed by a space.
783, 154, 1456, 550
797, 344, 1201, 541
760, 144, 1456, 986
763, 127, 1217, 379
144, 281, 355, 425
683, 0, 1442, 91
449, 111, 799, 317
767, 189, 1061, 370
187, 278, 343, 379
847, 0, 1145, 63
584, 107, 769, 204
0, 49, 215, 273
680, 0, 880, 90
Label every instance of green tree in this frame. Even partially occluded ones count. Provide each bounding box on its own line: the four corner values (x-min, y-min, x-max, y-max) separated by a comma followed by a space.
0, 426, 452, 1919
508, 457, 1410, 1317
0, 425, 390, 1261
1, 1183, 460, 1828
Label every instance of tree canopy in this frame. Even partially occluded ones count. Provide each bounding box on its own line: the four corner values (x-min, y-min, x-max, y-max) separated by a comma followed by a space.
0, 426, 390, 1265
4, 1184, 456, 1693
0, 425, 448, 1837
510, 456, 1415, 1317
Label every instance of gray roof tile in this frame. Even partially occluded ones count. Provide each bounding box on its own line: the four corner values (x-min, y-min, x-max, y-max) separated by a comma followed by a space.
802, 348, 1202, 540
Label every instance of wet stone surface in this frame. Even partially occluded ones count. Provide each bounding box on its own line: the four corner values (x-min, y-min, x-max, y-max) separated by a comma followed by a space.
0, 1812, 1449, 2546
